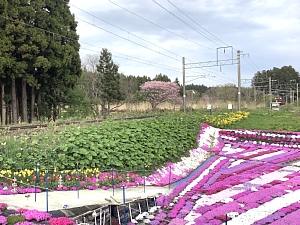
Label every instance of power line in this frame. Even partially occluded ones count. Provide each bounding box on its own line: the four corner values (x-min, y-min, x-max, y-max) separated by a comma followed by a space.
167, 0, 229, 47
248, 56, 260, 71
152, 0, 223, 47
69, 3, 185, 61
0, 7, 234, 86
76, 17, 181, 62
108, 0, 214, 51
80, 47, 182, 73
242, 57, 258, 73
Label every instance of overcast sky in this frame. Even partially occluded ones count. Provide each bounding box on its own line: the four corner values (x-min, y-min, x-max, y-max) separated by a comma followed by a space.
69, 0, 300, 87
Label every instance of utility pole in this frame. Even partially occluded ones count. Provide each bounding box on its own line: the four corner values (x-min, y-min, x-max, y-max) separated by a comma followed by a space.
269, 77, 272, 110
297, 83, 299, 107
237, 50, 241, 111
182, 57, 186, 113
263, 89, 266, 108
254, 86, 256, 108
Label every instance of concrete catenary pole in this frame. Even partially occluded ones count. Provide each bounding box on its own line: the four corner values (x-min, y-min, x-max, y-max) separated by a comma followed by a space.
182, 57, 186, 113
237, 50, 241, 111
269, 77, 272, 109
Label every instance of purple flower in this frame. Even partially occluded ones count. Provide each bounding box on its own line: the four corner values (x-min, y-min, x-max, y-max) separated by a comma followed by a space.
22, 209, 52, 221
0, 216, 7, 225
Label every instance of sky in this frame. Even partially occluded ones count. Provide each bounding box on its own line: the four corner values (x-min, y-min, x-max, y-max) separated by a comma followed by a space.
69, 0, 300, 87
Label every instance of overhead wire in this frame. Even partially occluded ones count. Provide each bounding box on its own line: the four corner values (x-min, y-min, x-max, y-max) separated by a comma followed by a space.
69, 3, 187, 61
167, 0, 229, 47
70, 2, 238, 82
0, 4, 238, 86
0, 14, 186, 76
242, 56, 258, 73
80, 47, 182, 73
152, 0, 224, 47
248, 56, 260, 71
108, 0, 214, 50
80, 47, 229, 85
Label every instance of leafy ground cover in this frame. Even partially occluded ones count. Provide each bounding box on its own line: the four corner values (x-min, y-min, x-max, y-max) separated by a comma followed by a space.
0, 112, 249, 195
0, 111, 249, 173
143, 124, 300, 225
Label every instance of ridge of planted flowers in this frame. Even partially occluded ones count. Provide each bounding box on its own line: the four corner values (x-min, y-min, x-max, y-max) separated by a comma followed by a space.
149, 124, 300, 225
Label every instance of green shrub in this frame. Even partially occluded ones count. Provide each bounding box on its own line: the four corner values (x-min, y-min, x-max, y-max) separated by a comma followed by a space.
7, 215, 26, 225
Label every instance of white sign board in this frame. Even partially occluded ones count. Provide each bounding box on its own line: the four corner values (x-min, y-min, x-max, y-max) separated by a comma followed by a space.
271, 102, 280, 111
228, 104, 233, 110
207, 104, 212, 110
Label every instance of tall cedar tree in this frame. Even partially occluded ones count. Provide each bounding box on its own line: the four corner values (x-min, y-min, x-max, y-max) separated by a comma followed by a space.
38, 0, 81, 121
0, 0, 81, 123
0, 0, 10, 125
97, 48, 124, 116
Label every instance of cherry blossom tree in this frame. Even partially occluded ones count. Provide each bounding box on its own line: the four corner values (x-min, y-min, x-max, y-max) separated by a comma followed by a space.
140, 81, 182, 110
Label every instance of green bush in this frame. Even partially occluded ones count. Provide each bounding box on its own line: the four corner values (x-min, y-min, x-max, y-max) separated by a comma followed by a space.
7, 215, 26, 225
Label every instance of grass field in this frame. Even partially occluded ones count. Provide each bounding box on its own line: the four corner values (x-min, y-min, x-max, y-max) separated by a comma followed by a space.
229, 108, 300, 131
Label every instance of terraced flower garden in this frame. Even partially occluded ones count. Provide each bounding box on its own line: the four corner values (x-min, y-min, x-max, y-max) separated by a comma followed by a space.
147, 124, 300, 225
2, 110, 300, 224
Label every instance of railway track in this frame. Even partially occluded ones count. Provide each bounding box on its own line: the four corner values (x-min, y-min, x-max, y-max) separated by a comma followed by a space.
0, 114, 162, 131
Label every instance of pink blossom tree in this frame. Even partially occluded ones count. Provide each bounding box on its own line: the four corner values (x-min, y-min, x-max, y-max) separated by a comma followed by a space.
140, 81, 182, 110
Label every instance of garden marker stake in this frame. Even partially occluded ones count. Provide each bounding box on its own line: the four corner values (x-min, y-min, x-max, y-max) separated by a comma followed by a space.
111, 165, 114, 196
122, 186, 127, 225
35, 162, 38, 202
76, 163, 79, 199
143, 165, 146, 193
168, 165, 172, 190
46, 171, 49, 212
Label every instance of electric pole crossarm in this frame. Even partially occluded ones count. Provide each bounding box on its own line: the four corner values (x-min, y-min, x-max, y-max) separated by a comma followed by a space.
185, 58, 238, 69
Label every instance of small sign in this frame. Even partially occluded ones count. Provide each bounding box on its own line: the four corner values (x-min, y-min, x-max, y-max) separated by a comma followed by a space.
207, 104, 212, 110
271, 102, 280, 111
228, 104, 233, 110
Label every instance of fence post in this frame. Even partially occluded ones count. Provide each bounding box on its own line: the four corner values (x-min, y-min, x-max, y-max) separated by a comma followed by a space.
46, 171, 49, 212
35, 162, 38, 202
111, 165, 115, 196
76, 163, 80, 199
168, 166, 172, 189
143, 165, 146, 193
122, 186, 127, 225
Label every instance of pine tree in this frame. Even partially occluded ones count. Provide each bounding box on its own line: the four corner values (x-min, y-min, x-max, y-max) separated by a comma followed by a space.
97, 48, 124, 116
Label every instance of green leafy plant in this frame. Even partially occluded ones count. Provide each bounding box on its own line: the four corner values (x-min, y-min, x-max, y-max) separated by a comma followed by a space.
7, 215, 26, 225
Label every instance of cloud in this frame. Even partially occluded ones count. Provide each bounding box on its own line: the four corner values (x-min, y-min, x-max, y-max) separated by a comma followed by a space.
69, 0, 300, 87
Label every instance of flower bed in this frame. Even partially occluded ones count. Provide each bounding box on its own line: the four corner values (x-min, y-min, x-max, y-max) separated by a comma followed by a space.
0, 203, 75, 225
151, 124, 300, 225
0, 168, 145, 195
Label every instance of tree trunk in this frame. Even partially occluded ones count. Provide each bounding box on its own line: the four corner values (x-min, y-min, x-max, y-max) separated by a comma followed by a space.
11, 79, 18, 124
16, 96, 20, 123
30, 86, 35, 123
101, 101, 106, 117
7, 103, 11, 124
151, 102, 157, 111
53, 103, 57, 121
107, 101, 110, 116
1, 83, 5, 125
37, 90, 41, 121
21, 78, 28, 123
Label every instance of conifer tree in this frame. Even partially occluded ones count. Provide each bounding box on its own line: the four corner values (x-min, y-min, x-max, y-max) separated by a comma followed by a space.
0, 0, 81, 123
97, 48, 124, 116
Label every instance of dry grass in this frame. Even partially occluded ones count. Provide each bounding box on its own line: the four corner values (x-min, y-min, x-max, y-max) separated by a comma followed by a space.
115, 101, 266, 112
